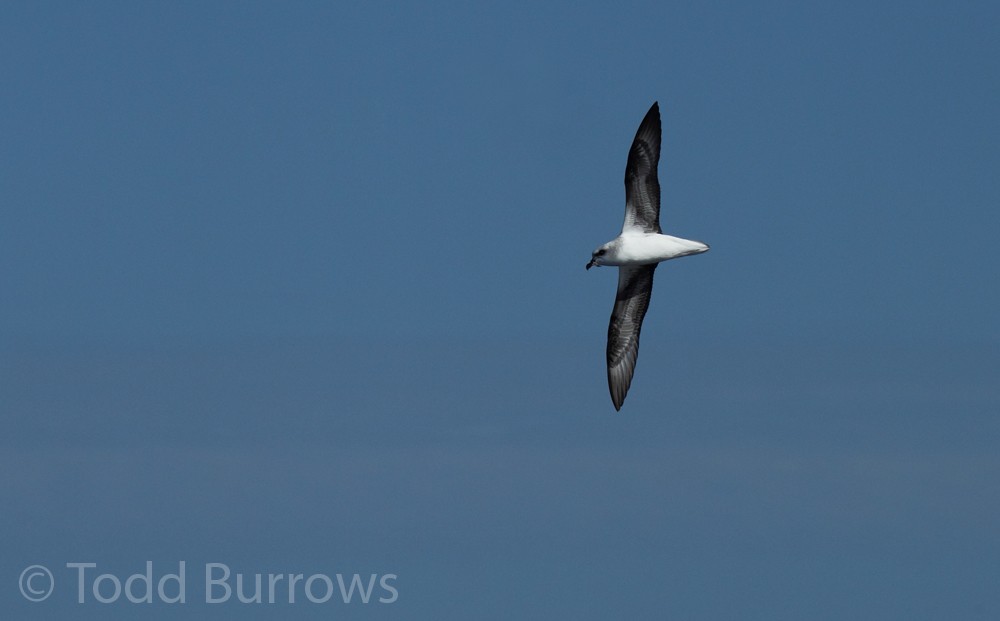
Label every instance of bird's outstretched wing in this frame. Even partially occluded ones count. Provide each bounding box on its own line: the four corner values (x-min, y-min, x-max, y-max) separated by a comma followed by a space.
607, 264, 657, 410
622, 102, 662, 234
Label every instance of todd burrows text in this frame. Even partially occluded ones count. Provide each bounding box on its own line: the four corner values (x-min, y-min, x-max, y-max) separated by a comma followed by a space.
22, 562, 398, 605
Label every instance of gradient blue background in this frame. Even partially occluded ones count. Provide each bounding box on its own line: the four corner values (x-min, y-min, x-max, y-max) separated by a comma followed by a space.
3, 2, 999, 619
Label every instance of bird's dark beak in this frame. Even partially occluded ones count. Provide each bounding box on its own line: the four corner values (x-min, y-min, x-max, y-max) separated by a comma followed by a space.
586, 259, 595, 270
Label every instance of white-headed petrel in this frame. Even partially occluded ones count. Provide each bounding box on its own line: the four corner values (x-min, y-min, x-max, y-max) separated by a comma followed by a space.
586, 102, 709, 411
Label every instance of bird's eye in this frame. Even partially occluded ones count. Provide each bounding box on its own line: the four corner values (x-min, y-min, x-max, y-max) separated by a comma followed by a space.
597, 249, 606, 256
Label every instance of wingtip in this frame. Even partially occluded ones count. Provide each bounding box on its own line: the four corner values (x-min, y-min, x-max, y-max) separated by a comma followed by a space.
611, 387, 625, 411
637, 101, 661, 135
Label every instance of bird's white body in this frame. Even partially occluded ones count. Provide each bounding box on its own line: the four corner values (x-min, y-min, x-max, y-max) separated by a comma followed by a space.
597, 233, 708, 267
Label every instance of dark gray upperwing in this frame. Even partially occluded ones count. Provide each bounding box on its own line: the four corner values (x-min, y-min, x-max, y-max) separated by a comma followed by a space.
606, 264, 657, 410
622, 102, 662, 234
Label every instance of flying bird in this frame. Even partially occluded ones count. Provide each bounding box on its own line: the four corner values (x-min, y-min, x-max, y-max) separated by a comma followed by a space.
586, 102, 709, 410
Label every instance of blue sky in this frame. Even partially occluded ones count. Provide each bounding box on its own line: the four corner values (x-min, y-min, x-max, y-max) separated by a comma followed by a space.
3, 2, 999, 619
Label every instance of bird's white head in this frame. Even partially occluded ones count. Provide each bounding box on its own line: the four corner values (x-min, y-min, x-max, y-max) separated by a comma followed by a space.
586, 243, 613, 270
